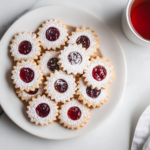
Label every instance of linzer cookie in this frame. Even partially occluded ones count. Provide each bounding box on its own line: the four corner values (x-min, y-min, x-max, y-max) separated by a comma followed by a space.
83, 56, 114, 89
16, 83, 44, 101
44, 70, 76, 103
58, 99, 90, 129
58, 44, 90, 75
76, 79, 109, 108
67, 26, 99, 55
10, 32, 41, 61
38, 51, 59, 76
38, 20, 68, 50
11, 60, 43, 91
26, 95, 58, 126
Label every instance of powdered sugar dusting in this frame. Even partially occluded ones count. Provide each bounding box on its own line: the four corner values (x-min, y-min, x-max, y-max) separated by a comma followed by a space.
59, 100, 90, 128
45, 71, 76, 103
18, 83, 44, 101
78, 80, 108, 105
10, 32, 40, 61
84, 58, 113, 89
38, 20, 68, 50
12, 61, 43, 91
68, 29, 97, 55
27, 95, 58, 125
39, 51, 59, 76
58, 44, 90, 75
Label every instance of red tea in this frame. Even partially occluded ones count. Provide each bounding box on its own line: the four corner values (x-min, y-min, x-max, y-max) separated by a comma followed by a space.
130, 0, 150, 40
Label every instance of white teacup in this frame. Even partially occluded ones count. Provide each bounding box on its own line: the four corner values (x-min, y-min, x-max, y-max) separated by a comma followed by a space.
122, 0, 150, 46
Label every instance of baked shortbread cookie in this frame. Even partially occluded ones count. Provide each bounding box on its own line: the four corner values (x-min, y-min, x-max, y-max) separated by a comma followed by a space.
67, 26, 99, 55
11, 60, 43, 92
76, 79, 109, 108
26, 95, 58, 126
58, 99, 90, 130
16, 83, 44, 101
58, 44, 90, 75
44, 70, 76, 103
38, 51, 59, 76
10, 32, 41, 61
38, 20, 68, 50
83, 56, 114, 89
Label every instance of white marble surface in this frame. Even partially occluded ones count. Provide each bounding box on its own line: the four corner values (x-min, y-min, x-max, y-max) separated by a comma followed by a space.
0, 0, 150, 149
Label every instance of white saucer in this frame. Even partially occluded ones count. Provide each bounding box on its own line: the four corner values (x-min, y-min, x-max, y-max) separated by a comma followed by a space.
0, 5, 127, 140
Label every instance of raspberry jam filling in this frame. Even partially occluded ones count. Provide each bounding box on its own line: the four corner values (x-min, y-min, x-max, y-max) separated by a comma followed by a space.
46, 27, 60, 41
76, 35, 90, 49
26, 88, 38, 95
18, 41, 32, 55
92, 65, 107, 81
36, 103, 50, 118
20, 68, 34, 83
86, 86, 101, 98
54, 79, 68, 93
47, 58, 59, 71
68, 52, 82, 65
67, 106, 81, 120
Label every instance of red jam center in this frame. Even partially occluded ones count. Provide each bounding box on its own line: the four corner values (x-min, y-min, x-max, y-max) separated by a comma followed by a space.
18, 41, 32, 55
68, 52, 82, 65
46, 27, 60, 41
26, 88, 38, 95
54, 79, 68, 93
47, 58, 59, 71
20, 68, 34, 83
92, 65, 107, 81
86, 86, 101, 98
76, 35, 90, 49
67, 107, 81, 120
36, 103, 50, 118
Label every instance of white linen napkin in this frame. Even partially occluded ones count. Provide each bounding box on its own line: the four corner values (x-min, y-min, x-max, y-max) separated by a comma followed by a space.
131, 105, 150, 150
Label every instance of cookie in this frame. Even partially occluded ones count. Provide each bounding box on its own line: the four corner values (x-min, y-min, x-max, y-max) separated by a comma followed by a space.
68, 26, 99, 55
26, 95, 58, 126
10, 32, 41, 61
38, 19, 68, 50
58, 99, 90, 129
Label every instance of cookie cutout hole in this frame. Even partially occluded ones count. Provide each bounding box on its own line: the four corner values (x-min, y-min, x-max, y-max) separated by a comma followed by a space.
54, 79, 68, 93
47, 58, 59, 71
46, 27, 60, 41
68, 52, 82, 65
86, 86, 101, 98
36, 103, 50, 118
18, 41, 32, 55
76, 35, 90, 49
20, 68, 34, 83
92, 65, 107, 81
67, 106, 81, 120
26, 88, 39, 95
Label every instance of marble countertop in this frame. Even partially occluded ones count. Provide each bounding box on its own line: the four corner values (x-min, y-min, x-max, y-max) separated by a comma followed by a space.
0, 0, 150, 149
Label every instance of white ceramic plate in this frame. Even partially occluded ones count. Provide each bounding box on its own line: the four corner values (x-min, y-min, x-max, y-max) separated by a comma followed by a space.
0, 5, 127, 140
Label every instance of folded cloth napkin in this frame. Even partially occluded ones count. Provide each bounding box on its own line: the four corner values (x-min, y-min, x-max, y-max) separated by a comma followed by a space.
131, 105, 150, 150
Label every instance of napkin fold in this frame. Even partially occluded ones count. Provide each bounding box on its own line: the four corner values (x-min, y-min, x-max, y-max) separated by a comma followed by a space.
131, 105, 150, 150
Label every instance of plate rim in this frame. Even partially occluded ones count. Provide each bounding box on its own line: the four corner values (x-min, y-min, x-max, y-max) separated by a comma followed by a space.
0, 4, 127, 140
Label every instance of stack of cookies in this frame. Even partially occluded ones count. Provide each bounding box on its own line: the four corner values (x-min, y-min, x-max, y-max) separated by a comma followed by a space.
10, 20, 115, 129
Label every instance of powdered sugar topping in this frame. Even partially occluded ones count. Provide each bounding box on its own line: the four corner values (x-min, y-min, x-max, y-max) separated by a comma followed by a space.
78, 80, 108, 105
59, 100, 89, 128
12, 61, 43, 91
68, 29, 98, 55
10, 32, 40, 61
58, 44, 90, 75
45, 70, 76, 103
39, 51, 59, 76
38, 20, 68, 50
84, 57, 113, 89
27, 95, 58, 125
